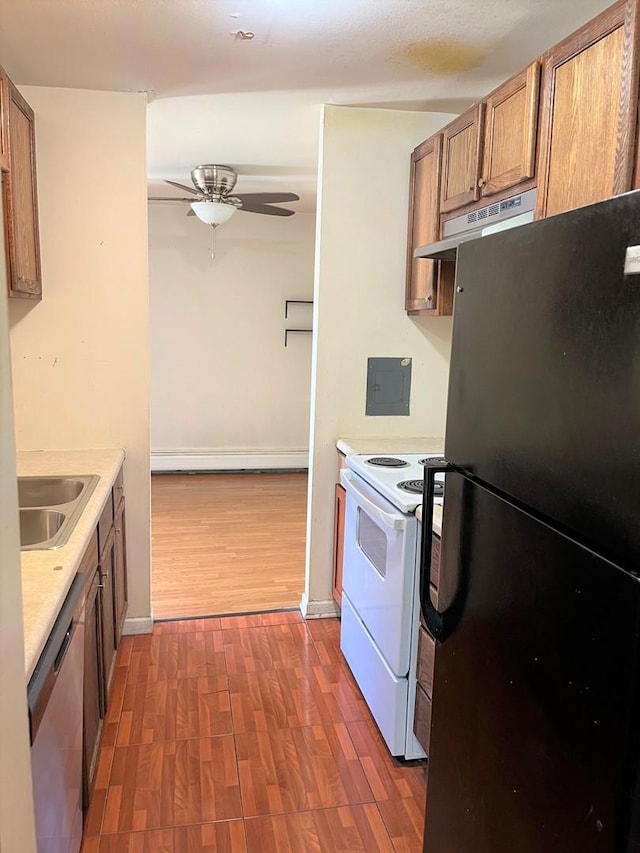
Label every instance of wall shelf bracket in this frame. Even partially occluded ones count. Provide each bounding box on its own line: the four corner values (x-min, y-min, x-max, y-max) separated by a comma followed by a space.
284, 299, 313, 318
284, 328, 312, 346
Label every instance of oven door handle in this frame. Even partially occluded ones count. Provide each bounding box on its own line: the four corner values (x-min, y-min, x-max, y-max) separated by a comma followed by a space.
339, 469, 407, 531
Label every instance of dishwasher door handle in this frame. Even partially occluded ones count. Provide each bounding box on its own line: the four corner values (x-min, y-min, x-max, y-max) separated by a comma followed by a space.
54, 621, 75, 673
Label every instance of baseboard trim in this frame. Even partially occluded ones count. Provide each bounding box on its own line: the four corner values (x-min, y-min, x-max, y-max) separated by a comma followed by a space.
151, 450, 309, 472
123, 616, 154, 635
299, 593, 340, 619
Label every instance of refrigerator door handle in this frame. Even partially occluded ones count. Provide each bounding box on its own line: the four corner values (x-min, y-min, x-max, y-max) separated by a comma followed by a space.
421, 461, 455, 641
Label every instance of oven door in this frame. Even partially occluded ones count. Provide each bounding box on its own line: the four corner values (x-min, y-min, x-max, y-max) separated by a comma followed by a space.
339, 468, 418, 676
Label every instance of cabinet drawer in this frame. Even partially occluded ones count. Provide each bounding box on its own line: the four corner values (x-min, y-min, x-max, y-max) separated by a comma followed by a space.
414, 683, 432, 754
416, 626, 436, 699
97, 494, 114, 555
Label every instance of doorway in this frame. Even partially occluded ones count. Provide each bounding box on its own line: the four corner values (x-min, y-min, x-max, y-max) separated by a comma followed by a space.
151, 470, 308, 619
148, 205, 315, 619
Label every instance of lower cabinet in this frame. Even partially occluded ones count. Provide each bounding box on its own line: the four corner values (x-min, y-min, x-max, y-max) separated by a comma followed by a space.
83, 464, 128, 809
414, 628, 436, 752
414, 683, 433, 754
414, 532, 440, 755
82, 546, 102, 809
332, 451, 347, 607
99, 527, 117, 706
114, 494, 128, 645
333, 483, 345, 606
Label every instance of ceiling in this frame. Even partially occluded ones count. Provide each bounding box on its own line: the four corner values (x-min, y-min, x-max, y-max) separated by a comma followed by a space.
0, 0, 613, 210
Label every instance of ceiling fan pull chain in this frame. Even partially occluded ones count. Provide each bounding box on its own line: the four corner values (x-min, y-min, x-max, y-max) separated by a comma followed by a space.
210, 224, 217, 260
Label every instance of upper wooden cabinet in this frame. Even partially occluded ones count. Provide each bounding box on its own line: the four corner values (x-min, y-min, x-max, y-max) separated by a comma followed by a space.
536, 0, 637, 219
404, 0, 640, 316
2, 75, 42, 300
441, 65, 540, 215
0, 69, 9, 172
440, 104, 485, 213
480, 62, 540, 199
406, 134, 455, 315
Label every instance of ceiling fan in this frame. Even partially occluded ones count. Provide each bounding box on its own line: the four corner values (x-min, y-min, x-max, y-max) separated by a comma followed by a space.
149, 165, 300, 226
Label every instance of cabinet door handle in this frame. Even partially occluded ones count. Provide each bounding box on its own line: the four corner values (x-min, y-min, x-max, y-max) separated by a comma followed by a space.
478, 178, 485, 188
97, 583, 104, 590
115, 527, 121, 534
99, 570, 109, 580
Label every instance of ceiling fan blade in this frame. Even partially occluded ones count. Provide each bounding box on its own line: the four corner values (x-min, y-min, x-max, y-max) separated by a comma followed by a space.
149, 196, 194, 202
234, 192, 300, 204
239, 202, 295, 217
164, 179, 199, 195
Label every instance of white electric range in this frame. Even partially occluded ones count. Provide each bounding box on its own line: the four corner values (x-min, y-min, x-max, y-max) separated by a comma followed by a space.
339, 452, 446, 760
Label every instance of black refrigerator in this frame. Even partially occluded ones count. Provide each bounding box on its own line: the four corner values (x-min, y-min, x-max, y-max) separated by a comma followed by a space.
420, 191, 640, 852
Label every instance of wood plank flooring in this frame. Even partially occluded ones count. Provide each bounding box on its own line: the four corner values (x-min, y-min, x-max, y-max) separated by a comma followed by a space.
82, 613, 426, 851
151, 473, 307, 619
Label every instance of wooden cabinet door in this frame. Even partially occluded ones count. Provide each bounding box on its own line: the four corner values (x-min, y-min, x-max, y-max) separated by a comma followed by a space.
99, 529, 117, 707
536, 0, 637, 219
0, 69, 8, 172
440, 104, 485, 213
83, 568, 103, 809
480, 62, 540, 198
332, 483, 345, 606
114, 496, 128, 647
414, 683, 432, 753
406, 134, 441, 313
405, 134, 455, 316
4, 80, 41, 299
416, 626, 436, 700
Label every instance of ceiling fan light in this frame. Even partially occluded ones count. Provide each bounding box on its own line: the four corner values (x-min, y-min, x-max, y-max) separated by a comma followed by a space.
190, 201, 237, 226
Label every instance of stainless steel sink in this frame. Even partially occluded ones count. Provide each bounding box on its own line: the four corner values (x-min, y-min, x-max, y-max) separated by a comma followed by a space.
18, 477, 89, 508
18, 474, 99, 550
20, 509, 67, 547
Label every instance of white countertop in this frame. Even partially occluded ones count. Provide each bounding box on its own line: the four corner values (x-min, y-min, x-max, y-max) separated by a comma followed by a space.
337, 436, 444, 457
17, 448, 125, 680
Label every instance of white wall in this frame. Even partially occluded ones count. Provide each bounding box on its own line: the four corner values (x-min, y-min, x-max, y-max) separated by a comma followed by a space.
149, 204, 315, 465
8, 87, 151, 627
0, 182, 36, 852
304, 105, 455, 614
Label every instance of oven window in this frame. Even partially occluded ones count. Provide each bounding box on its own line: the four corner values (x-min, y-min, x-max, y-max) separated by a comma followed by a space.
357, 508, 387, 576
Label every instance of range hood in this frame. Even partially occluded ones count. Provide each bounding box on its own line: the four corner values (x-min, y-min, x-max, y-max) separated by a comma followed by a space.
414, 188, 537, 261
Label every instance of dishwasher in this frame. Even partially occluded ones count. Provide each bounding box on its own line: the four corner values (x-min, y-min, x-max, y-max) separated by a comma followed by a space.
28, 573, 86, 853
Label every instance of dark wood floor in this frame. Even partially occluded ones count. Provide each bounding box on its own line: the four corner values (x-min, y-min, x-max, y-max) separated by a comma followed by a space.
82, 612, 426, 851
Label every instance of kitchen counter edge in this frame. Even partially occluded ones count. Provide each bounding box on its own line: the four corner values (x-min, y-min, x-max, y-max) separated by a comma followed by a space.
17, 448, 125, 681
336, 435, 445, 457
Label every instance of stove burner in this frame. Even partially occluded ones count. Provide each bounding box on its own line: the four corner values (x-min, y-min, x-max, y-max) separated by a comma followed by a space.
397, 479, 423, 494
397, 480, 445, 496
419, 456, 447, 466
365, 456, 409, 468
